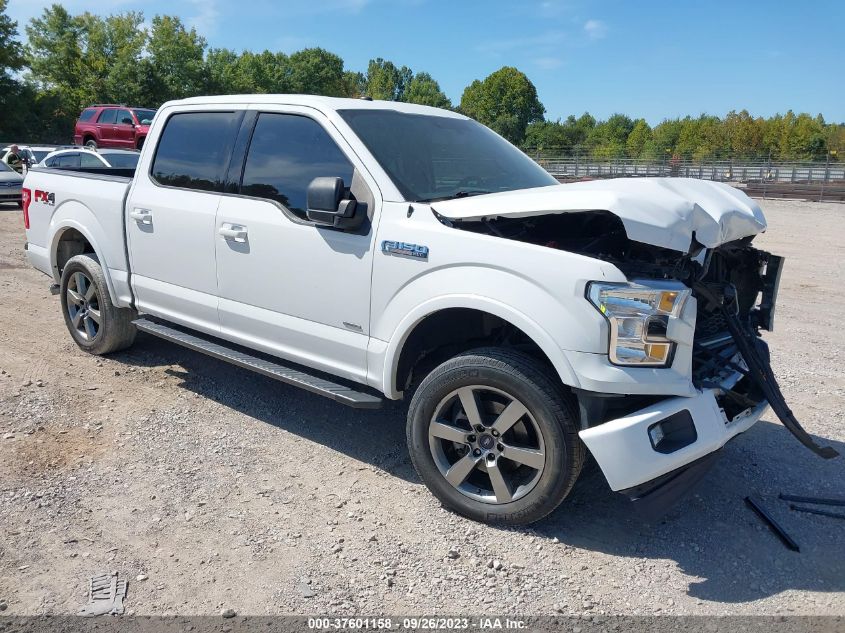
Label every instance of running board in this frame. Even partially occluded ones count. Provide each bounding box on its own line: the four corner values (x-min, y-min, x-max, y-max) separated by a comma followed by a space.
132, 317, 383, 409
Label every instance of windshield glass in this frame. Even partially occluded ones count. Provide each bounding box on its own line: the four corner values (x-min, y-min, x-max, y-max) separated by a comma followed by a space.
32, 150, 50, 162
132, 109, 156, 125
337, 109, 557, 202
103, 152, 140, 168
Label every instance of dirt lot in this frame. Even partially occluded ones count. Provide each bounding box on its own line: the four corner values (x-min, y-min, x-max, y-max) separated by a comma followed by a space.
0, 198, 843, 617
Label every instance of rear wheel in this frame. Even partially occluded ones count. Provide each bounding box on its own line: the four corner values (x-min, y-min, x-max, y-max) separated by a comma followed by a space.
407, 348, 585, 525
84, 138, 97, 150
60, 254, 136, 355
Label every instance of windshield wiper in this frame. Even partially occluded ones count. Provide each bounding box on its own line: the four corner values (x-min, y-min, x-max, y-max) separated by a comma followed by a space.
416, 190, 492, 203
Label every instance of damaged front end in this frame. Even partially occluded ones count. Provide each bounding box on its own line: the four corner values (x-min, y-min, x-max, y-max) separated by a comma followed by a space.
438, 198, 837, 513
450, 208, 837, 460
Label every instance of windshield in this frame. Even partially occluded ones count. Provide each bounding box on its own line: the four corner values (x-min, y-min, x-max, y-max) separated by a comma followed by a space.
103, 152, 140, 168
337, 109, 557, 202
132, 109, 156, 125
32, 150, 50, 162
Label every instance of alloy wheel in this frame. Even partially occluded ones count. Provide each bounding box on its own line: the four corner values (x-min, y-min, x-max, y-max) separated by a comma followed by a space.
428, 385, 546, 504
66, 271, 101, 341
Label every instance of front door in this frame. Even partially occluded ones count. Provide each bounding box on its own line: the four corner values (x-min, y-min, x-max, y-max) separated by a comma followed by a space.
214, 109, 379, 383
114, 108, 136, 149
126, 109, 243, 334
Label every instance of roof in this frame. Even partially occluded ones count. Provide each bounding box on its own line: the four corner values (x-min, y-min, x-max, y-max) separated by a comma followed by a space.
166, 94, 467, 119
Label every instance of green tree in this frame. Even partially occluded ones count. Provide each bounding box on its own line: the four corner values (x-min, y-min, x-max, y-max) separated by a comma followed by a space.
287, 48, 346, 96
402, 72, 450, 108
0, 0, 23, 74
587, 113, 634, 158
459, 66, 544, 145
626, 119, 652, 158
365, 58, 412, 101
724, 109, 764, 158
0, 0, 24, 139
25, 5, 88, 105
141, 15, 206, 104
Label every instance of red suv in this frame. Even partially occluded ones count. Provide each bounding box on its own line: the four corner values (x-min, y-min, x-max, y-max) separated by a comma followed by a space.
73, 105, 157, 150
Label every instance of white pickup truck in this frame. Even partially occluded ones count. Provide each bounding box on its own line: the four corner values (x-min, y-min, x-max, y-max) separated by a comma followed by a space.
22, 95, 836, 525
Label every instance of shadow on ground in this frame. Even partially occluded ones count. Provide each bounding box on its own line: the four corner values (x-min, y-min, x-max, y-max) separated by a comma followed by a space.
114, 332, 845, 606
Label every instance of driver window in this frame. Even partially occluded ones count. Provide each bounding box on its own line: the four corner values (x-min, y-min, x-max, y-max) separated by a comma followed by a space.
240, 113, 354, 220
117, 109, 134, 126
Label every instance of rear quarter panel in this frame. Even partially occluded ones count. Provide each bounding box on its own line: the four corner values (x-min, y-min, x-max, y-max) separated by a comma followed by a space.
24, 169, 133, 306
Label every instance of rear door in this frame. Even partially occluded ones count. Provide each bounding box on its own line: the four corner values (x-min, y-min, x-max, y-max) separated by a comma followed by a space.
214, 107, 380, 383
125, 108, 243, 334
96, 108, 118, 146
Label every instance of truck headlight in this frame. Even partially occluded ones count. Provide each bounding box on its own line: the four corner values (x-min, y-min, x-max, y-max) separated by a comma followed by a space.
587, 281, 691, 367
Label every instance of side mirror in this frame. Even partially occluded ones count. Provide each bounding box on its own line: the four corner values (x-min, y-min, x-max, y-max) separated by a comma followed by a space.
306, 177, 363, 230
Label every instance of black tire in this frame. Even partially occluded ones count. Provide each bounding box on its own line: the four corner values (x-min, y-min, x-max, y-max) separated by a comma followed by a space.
60, 254, 137, 355
136, 137, 145, 150
84, 138, 97, 150
407, 347, 585, 526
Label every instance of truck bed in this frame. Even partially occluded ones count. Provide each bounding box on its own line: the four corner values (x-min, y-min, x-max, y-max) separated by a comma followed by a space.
24, 167, 134, 305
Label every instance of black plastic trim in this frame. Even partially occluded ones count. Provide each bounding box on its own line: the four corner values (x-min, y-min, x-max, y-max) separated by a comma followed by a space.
133, 317, 383, 409
619, 450, 721, 519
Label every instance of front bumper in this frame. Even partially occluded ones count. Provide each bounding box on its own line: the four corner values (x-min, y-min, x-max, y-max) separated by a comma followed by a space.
579, 387, 768, 491
0, 187, 22, 203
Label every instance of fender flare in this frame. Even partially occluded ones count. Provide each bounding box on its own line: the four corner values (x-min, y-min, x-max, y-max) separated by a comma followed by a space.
380, 294, 583, 399
48, 217, 119, 304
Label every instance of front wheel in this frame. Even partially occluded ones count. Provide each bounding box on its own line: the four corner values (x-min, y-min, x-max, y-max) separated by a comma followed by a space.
60, 254, 137, 355
407, 348, 585, 526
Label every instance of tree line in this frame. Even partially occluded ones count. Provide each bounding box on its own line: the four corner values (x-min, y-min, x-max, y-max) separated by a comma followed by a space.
1, 1, 842, 162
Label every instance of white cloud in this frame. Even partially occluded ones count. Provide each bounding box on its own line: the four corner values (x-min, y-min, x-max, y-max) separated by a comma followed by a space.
7, 0, 135, 30
583, 19, 607, 40
185, 0, 220, 35
533, 56, 564, 70
476, 30, 567, 57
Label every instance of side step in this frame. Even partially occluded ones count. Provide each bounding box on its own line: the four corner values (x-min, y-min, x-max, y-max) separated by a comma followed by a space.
132, 317, 383, 409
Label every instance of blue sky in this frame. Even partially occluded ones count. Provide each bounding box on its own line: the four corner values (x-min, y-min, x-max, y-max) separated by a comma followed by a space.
7, 0, 845, 124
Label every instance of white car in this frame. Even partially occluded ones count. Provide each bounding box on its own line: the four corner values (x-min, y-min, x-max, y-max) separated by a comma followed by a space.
20, 95, 837, 525
39, 148, 140, 169
0, 160, 23, 206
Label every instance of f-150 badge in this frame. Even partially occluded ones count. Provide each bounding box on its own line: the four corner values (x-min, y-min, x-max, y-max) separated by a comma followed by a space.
381, 240, 429, 260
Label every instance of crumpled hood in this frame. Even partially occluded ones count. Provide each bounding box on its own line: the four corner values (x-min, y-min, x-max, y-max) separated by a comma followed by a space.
433, 178, 767, 253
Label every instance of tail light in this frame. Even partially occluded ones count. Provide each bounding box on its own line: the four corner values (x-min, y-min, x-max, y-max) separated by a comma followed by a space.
21, 188, 31, 230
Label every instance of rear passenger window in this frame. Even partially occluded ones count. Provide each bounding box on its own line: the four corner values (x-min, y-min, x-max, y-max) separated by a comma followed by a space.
79, 108, 97, 122
98, 109, 117, 124
80, 153, 103, 168
151, 112, 241, 192
53, 154, 80, 168
241, 113, 354, 219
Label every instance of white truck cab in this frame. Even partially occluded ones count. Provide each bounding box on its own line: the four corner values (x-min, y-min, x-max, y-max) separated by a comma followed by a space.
21, 95, 837, 525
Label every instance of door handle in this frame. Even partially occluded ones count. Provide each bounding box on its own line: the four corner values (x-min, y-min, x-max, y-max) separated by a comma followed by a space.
219, 224, 248, 243
129, 208, 152, 225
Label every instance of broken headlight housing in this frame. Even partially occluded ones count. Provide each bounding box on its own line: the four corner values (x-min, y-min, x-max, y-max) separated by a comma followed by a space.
587, 281, 691, 367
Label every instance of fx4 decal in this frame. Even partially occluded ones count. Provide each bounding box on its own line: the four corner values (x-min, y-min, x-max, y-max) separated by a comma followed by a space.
381, 240, 429, 260
34, 190, 55, 206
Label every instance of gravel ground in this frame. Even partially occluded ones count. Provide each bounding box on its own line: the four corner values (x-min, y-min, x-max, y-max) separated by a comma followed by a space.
0, 198, 843, 617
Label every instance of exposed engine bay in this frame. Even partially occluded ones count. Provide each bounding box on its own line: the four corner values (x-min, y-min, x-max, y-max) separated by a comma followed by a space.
445, 209, 839, 460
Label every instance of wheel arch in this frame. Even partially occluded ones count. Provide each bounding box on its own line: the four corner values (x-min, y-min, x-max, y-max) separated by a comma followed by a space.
49, 218, 119, 304
381, 296, 582, 399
